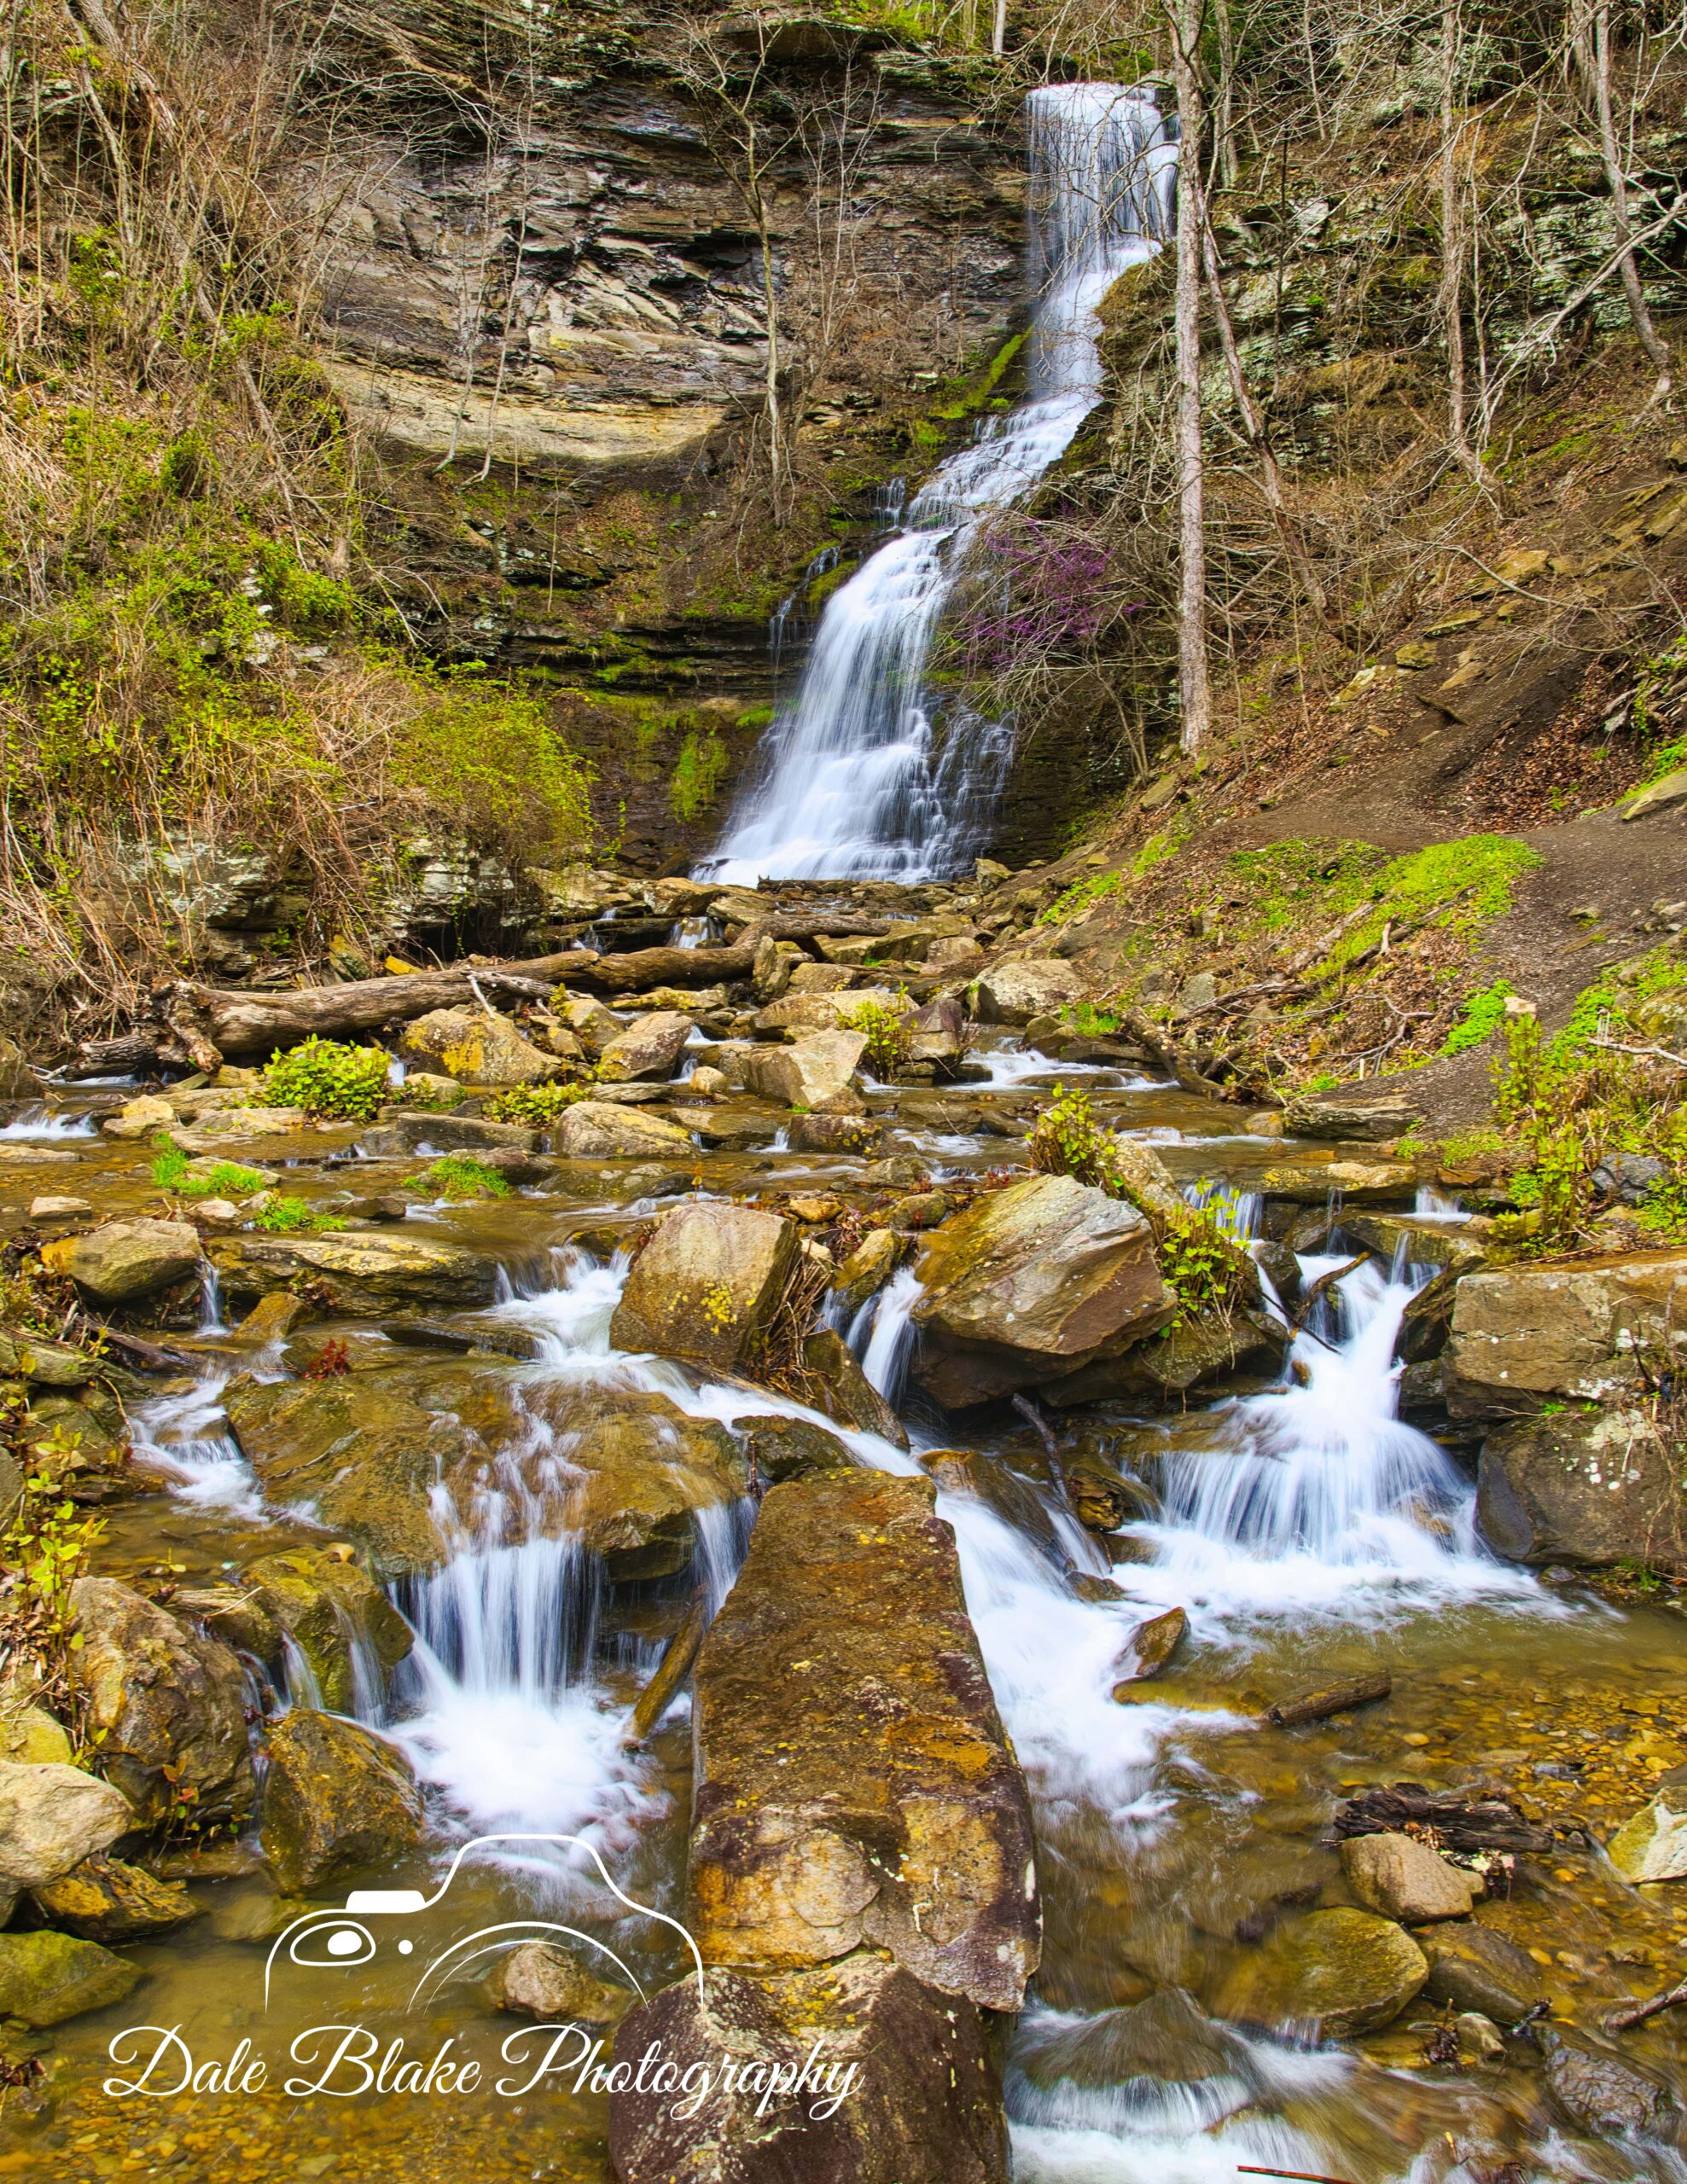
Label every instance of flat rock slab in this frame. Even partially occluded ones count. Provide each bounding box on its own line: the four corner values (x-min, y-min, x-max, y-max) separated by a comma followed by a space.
689, 1469, 1038, 2012
608, 1953, 1008, 2184
1446, 1251, 1687, 1418
210, 1231, 501, 1315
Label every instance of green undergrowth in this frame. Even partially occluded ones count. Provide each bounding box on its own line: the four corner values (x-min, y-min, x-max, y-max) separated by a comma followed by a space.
251, 1194, 339, 1234
405, 1155, 512, 1201
483, 1080, 591, 1125
150, 1143, 269, 1199
260, 1038, 390, 1121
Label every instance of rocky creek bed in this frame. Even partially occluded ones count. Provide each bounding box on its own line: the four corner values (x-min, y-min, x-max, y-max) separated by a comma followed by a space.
2, 897, 1687, 2183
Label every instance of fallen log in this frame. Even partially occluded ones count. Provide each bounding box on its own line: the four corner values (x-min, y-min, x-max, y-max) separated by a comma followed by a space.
621, 1589, 708, 1748
565, 944, 753, 993
735, 913, 894, 946
1329, 1781, 1557, 1856
1268, 1670, 1393, 1727
1120, 1008, 1237, 1101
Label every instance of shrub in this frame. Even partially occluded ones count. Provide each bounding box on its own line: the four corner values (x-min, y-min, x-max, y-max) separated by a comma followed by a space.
839, 996, 914, 1077
1027, 1084, 1125, 1192
483, 1080, 590, 1125
150, 1141, 268, 1198
404, 1155, 512, 1201
251, 1194, 338, 1234
260, 1037, 391, 1121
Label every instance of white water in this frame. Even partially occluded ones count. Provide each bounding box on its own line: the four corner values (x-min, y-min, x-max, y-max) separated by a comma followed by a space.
701, 84, 1176, 884
0, 1104, 95, 1138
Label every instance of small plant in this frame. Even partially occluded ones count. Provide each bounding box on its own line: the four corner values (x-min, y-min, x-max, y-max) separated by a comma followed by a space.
404, 1155, 512, 1201
251, 1194, 338, 1234
260, 1037, 391, 1121
302, 1339, 350, 1380
0, 1453, 107, 1724
1440, 979, 1515, 1057
1027, 1084, 1125, 1192
483, 1080, 590, 1125
1040, 870, 1120, 926
840, 995, 915, 1077
150, 1141, 268, 1199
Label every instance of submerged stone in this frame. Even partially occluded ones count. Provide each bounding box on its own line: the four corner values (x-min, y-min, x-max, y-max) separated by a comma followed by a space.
0, 1929, 141, 2026
32, 1853, 200, 1940
1220, 1906, 1428, 2039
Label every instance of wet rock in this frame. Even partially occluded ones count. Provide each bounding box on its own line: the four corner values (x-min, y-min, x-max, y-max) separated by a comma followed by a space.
398, 1069, 467, 1107
1395, 1263, 1461, 1363
490, 1940, 631, 2025
754, 986, 901, 1036
1538, 2028, 1673, 2137
832, 1228, 903, 1314
398, 1006, 567, 1086
1608, 1786, 1687, 1882
597, 1009, 695, 1083
789, 1112, 881, 1154
358, 1112, 538, 1155
687, 1064, 730, 1098
1015, 1985, 1262, 2100
69, 1577, 254, 1827
800, 1328, 909, 1449
259, 1709, 424, 1894
101, 1093, 176, 1140
689, 1469, 1039, 2011
29, 1194, 91, 1221
32, 1853, 200, 1940
1476, 1408, 1687, 1572
555, 993, 625, 1055
608, 1954, 1009, 2184
0, 1930, 141, 2026
910, 1175, 1174, 1407
1339, 1832, 1476, 1922
533, 1385, 748, 1581
40, 1218, 201, 1304
1335, 1213, 1485, 1275
1281, 1091, 1420, 1141
1109, 1606, 1187, 1688
1446, 1251, 1687, 1418
1044, 1310, 1285, 1406
241, 1548, 414, 1712
231, 1292, 308, 1345
1258, 1159, 1416, 1205
556, 1099, 695, 1159
666, 1104, 779, 1150
972, 959, 1085, 1025
739, 1414, 856, 1483
745, 1028, 868, 1114
610, 1202, 800, 1372
1456, 2011, 1505, 2064
210, 1230, 500, 1316
752, 935, 801, 1001
0, 1759, 132, 1889
1220, 1907, 1428, 2039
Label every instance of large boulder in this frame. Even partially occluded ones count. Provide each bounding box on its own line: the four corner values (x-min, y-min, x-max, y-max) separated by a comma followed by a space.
971, 959, 1085, 1025
0, 1929, 141, 2026
0, 1758, 132, 1888
358, 1112, 538, 1156
398, 1006, 566, 1086
69, 1577, 255, 1827
689, 1470, 1039, 2013
610, 1202, 800, 1372
910, 1175, 1174, 1407
753, 986, 902, 1037
609, 1955, 1009, 2184
241, 1548, 414, 1712
1419, 1924, 1543, 2024
32, 1853, 199, 1940
1476, 1408, 1687, 1572
556, 1100, 695, 1160
41, 1219, 201, 1304
744, 1029, 869, 1114
1220, 1908, 1428, 2039
259, 1709, 424, 1895
1340, 1832, 1476, 1922
1446, 1251, 1687, 1419
596, 1010, 695, 1083
210, 1230, 501, 1316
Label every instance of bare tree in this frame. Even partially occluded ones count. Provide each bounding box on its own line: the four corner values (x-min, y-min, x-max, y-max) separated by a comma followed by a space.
1436, 0, 1480, 472
1169, 0, 1213, 756
1568, 0, 1672, 399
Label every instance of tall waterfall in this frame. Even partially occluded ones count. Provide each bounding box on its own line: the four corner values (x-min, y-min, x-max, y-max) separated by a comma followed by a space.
699, 84, 1177, 886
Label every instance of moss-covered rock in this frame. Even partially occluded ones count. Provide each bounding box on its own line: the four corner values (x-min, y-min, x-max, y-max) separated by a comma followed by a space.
0, 1929, 142, 2026
1220, 1906, 1428, 2038
259, 1710, 423, 1895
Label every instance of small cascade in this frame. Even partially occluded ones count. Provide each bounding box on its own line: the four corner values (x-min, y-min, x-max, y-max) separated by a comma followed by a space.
0, 1104, 96, 1139
860, 1265, 923, 1403
700, 84, 1176, 884
130, 1375, 260, 1513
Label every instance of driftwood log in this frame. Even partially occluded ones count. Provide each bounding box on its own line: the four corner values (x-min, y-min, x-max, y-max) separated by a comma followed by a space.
1329, 1782, 1558, 1856
1267, 1671, 1392, 1727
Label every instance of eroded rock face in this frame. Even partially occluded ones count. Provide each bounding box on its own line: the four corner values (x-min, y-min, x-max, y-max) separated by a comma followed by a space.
210, 1231, 502, 1316
259, 1710, 424, 1895
1476, 1409, 1687, 1572
910, 1175, 1174, 1407
42, 1218, 201, 1304
241, 1548, 415, 1712
0, 1758, 132, 1889
399, 1007, 567, 1086
972, 959, 1085, 1025
556, 1100, 695, 1160
1220, 1907, 1428, 2039
608, 1954, 1009, 2184
689, 1470, 1039, 2013
69, 1577, 255, 1827
610, 1202, 800, 1371
1446, 1252, 1687, 1418
596, 1010, 695, 1083
744, 1030, 868, 1115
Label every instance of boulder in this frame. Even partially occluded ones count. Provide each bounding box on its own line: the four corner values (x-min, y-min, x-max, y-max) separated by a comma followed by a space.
231, 1291, 308, 1345
910, 1175, 1174, 1407
1282, 1091, 1420, 1141
41, 1218, 201, 1304
0, 1929, 141, 2026
608, 1955, 1009, 2184
1621, 766, 1687, 822
1539, 2029, 1673, 2137
490, 1941, 631, 2025
1476, 1408, 1687, 1573
800, 1328, 909, 1449
832, 1228, 903, 1316
738, 1414, 857, 1483
556, 1101, 695, 1160
259, 1710, 424, 1895
596, 1010, 695, 1083
1339, 1832, 1476, 1922
971, 959, 1085, 1025
744, 1030, 868, 1115
32, 1853, 199, 1940
101, 1093, 176, 1140
1608, 1787, 1687, 1882
753, 987, 901, 1037
1419, 1924, 1543, 2024
358, 1112, 538, 1156
689, 1470, 1039, 2012
69, 1577, 254, 1826
1258, 1159, 1415, 1204
787, 961, 857, 992
555, 993, 625, 1055
1446, 1251, 1687, 1419
686, 1064, 730, 1099
610, 1202, 800, 1372
0, 1705, 73, 1766
210, 1231, 501, 1316
1044, 1310, 1285, 1406
1110, 1606, 1187, 1687
241, 1548, 414, 1712
789, 1112, 881, 1154
1220, 1908, 1428, 2039
0, 1758, 132, 1888
398, 1007, 566, 1086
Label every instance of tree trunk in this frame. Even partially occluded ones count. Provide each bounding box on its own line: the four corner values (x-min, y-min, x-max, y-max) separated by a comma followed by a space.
1170, 0, 1213, 760
1585, 0, 1672, 396
1437, 0, 1480, 472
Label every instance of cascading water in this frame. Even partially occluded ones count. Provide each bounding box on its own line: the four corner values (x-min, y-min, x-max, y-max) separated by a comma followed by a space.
699, 84, 1177, 884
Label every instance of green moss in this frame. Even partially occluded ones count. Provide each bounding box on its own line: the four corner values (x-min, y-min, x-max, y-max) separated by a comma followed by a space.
669, 727, 730, 822
404, 1155, 511, 1201
1440, 979, 1514, 1056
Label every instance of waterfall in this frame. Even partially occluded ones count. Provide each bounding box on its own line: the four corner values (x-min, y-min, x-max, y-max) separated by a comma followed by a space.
699, 84, 1176, 885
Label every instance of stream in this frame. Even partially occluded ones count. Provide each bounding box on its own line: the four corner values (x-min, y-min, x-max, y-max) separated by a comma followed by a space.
6, 1039, 1687, 2184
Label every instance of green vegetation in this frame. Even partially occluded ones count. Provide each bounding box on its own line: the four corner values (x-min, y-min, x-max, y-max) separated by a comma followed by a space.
260, 1037, 391, 1121
251, 1194, 340, 1234
839, 995, 916, 1077
150, 1142, 269, 1198
483, 1080, 591, 1124
1318, 837, 1543, 973
1440, 979, 1515, 1056
0, 1455, 107, 1726
1041, 870, 1121, 926
669, 726, 731, 822
404, 1155, 513, 1201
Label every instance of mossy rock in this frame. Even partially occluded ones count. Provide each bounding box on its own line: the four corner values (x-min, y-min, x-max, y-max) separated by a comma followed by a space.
0, 1929, 142, 2026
